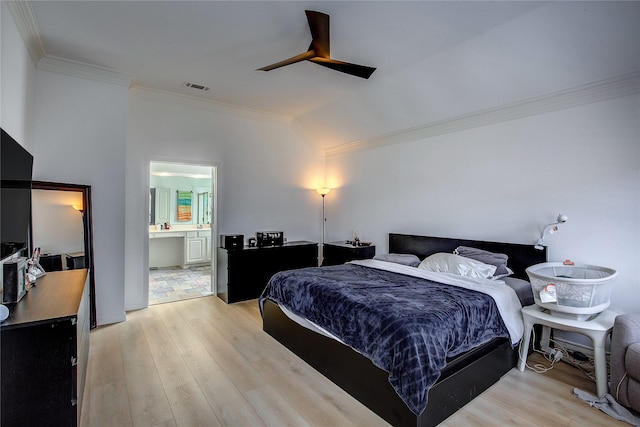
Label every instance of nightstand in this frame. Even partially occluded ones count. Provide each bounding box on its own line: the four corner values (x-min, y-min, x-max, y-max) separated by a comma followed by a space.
65, 252, 86, 270
517, 304, 618, 397
322, 241, 375, 266
38, 254, 63, 272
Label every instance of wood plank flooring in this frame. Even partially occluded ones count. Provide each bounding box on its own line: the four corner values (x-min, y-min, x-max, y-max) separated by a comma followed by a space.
81, 296, 626, 426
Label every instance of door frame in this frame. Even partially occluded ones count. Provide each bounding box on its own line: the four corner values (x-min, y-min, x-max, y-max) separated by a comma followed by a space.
145, 161, 218, 306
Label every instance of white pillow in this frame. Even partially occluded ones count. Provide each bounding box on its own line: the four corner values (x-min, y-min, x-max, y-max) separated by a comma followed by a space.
418, 253, 497, 279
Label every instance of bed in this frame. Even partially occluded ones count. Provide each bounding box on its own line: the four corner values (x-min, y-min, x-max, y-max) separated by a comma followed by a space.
260, 233, 547, 427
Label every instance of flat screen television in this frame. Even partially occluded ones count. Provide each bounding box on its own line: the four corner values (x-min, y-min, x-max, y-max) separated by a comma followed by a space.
1, 128, 34, 261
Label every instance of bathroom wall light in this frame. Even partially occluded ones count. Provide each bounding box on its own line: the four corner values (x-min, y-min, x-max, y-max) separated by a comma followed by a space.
535, 213, 568, 250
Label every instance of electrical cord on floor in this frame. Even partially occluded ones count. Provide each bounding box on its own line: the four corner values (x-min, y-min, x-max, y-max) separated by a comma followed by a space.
519, 330, 600, 381
518, 327, 563, 373
547, 337, 598, 383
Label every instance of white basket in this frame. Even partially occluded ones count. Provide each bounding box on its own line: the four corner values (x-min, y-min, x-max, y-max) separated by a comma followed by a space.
526, 262, 617, 321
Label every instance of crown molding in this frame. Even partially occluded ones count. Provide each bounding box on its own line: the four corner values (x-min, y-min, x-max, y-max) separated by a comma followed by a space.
131, 86, 293, 124
7, 1, 135, 87
5, 0, 46, 65
324, 71, 640, 158
37, 55, 136, 88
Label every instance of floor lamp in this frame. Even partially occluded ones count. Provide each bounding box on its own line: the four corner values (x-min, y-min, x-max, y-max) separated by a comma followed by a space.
316, 188, 331, 263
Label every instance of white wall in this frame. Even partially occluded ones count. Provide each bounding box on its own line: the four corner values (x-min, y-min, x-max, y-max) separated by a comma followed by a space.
125, 88, 325, 310
0, 2, 36, 150
326, 95, 640, 315
32, 70, 128, 325
2, 8, 128, 326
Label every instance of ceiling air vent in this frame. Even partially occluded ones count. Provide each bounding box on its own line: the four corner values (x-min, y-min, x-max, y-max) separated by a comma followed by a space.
184, 82, 210, 91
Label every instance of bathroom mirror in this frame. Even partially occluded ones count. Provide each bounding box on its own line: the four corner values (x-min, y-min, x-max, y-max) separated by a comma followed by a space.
197, 192, 211, 224
149, 187, 170, 225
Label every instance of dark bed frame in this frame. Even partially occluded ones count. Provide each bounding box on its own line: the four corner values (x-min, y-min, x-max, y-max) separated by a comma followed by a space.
262, 233, 547, 427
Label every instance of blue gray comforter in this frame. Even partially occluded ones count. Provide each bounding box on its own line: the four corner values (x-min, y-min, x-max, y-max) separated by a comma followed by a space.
259, 263, 511, 415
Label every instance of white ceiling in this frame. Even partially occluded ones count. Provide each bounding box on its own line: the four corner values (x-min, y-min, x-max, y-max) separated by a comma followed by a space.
24, 1, 640, 151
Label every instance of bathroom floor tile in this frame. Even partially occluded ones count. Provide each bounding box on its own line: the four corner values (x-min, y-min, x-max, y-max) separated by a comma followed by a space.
149, 266, 212, 305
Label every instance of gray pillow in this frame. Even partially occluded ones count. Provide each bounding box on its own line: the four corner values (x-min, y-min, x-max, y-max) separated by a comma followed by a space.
373, 253, 421, 267
503, 277, 534, 306
454, 246, 511, 277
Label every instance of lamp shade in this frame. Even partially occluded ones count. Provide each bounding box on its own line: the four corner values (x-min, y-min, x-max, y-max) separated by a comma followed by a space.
316, 188, 331, 196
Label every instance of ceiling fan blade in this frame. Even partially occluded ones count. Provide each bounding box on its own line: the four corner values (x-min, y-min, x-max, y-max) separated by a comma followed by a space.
309, 57, 376, 79
257, 50, 316, 72
305, 10, 330, 58
258, 10, 376, 79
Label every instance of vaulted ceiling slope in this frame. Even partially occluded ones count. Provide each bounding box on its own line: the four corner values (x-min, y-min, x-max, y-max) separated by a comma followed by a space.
15, 1, 640, 154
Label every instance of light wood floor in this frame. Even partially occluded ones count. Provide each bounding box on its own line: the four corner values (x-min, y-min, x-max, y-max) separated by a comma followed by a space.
80, 295, 626, 426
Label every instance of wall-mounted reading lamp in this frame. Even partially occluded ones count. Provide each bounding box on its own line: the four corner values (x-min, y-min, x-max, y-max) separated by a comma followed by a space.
535, 213, 568, 250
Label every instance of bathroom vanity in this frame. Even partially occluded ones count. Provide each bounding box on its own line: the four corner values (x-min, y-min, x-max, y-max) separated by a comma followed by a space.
149, 226, 212, 268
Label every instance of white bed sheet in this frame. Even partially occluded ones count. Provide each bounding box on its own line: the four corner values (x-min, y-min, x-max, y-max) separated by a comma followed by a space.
279, 304, 345, 343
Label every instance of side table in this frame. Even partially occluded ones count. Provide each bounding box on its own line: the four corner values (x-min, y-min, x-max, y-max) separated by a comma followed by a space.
517, 304, 618, 397
66, 252, 86, 270
322, 241, 375, 266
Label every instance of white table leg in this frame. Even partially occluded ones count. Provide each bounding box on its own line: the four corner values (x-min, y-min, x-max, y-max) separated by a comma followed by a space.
517, 318, 534, 371
590, 332, 609, 397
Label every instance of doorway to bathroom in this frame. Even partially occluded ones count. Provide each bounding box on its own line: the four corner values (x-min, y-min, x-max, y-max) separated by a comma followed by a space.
148, 161, 216, 305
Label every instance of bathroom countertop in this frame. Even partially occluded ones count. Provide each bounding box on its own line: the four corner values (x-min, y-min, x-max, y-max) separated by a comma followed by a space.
149, 227, 211, 236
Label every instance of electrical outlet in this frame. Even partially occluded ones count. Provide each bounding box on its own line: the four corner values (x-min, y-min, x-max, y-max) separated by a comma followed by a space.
551, 349, 563, 362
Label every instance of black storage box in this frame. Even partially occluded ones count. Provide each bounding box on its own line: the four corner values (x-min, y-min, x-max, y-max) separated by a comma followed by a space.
256, 231, 284, 247
220, 234, 244, 250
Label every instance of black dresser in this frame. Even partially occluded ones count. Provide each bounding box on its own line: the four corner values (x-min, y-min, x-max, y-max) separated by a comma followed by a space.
322, 241, 376, 266
217, 240, 318, 303
1, 269, 90, 427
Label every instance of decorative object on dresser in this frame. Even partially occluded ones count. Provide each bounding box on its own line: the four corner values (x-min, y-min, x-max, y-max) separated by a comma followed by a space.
1, 269, 90, 427
261, 233, 547, 427
217, 241, 317, 303
322, 241, 375, 266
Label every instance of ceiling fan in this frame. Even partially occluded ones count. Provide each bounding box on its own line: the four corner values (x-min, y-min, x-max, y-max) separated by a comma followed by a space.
257, 10, 376, 79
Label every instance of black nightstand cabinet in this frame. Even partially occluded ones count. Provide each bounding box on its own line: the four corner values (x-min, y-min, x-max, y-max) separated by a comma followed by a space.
322, 242, 376, 266
66, 252, 86, 270
217, 241, 318, 303
39, 254, 63, 271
